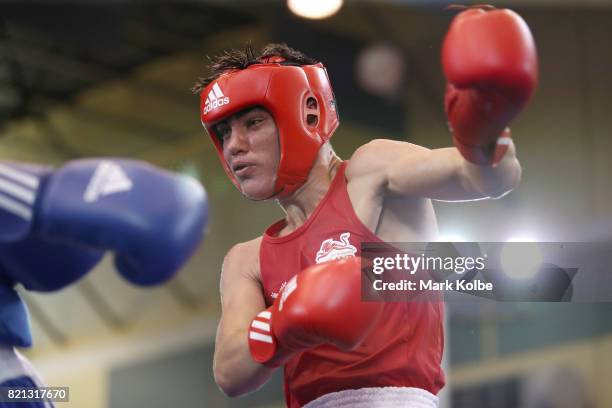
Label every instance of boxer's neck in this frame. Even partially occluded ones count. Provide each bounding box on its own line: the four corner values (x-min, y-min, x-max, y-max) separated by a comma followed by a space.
276, 143, 341, 236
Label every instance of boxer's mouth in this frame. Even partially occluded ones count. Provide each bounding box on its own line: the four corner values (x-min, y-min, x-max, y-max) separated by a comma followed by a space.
232, 162, 255, 177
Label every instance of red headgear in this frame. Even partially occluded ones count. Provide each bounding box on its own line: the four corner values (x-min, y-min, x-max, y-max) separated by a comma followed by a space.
199, 59, 339, 198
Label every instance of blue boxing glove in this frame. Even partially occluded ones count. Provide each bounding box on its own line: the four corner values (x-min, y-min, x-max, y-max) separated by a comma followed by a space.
0, 236, 103, 291
0, 161, 104, 291
0, 282, 32, 347
0, 161, 49, 242
0, 159, 207, 287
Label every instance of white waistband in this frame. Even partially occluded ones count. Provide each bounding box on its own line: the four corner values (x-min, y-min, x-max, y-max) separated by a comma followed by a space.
0, 346, 44, 385
303, 387, 439, 408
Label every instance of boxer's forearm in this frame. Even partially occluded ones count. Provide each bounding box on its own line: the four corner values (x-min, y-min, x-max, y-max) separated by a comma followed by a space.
213, 325, 276, 397
461, 139, 522, 199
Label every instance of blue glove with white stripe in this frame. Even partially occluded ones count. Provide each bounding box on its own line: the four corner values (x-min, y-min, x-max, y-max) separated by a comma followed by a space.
0, 161, 101, 291
0, 158, 208, 290
0, 161, 48, 242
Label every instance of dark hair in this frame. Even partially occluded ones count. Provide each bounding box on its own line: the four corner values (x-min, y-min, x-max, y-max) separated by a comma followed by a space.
191, 43, 318, 94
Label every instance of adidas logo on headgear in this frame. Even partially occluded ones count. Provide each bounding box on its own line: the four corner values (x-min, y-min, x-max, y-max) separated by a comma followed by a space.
203, 83, 230, 115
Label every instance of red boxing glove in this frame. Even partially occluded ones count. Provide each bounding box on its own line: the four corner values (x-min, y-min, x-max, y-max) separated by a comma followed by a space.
442, 7, 538, 165
248, 257, 383, 367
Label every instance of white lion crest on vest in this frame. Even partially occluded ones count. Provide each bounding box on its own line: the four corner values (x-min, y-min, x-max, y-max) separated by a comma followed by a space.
315, 232, 357, 264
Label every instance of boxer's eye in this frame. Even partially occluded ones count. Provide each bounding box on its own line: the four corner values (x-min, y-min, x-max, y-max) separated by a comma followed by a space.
215, 124, 231, 143
246, 117, 263, 128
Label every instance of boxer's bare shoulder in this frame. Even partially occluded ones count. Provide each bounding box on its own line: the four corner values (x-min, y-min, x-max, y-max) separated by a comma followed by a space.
346, 138, 432, 193
345, 139, 438, 241
219, 236, 265, 311
223, 237, 262, 280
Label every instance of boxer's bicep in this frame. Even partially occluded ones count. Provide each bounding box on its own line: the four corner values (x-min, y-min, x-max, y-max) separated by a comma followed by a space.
350, 139, 489, 201
214, 241, 275, 396
218, 242, 266, 341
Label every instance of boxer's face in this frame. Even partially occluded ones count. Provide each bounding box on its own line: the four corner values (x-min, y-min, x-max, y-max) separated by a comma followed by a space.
215, 107, 280, 199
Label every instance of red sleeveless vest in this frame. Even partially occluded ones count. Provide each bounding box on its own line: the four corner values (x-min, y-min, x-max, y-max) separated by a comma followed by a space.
260, 162, 445, 407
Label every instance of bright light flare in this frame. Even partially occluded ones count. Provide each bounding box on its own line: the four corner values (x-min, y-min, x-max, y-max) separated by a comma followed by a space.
501, 240, 543, 280
355, 42, 405, 98
507, 235, 538, 243
436, 233, 467, 242
287, 0, 343, 20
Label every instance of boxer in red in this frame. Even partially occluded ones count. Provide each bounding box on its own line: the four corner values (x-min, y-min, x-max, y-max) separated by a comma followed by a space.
194, 6, 537, 407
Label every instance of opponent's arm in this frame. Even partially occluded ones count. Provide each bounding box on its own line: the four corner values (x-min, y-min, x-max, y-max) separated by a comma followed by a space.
213, 240, 276, 397
0, 158, 207, 290
0, 236, 104, 291
0, 160, 104, 290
